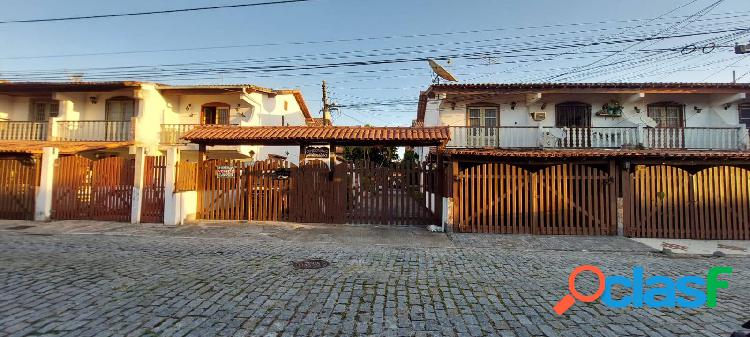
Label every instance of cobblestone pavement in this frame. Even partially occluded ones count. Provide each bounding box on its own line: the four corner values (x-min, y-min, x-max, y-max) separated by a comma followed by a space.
0, 224, 748, 337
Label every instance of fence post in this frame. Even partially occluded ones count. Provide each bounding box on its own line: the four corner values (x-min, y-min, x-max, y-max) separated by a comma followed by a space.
448, 160, 459, 233
537, 124, 544, 148
738, 125, 749, 150
163, 147, 180, 226
34, 147, 59, 221
131, 147, 146, 224
636, 125, 644, 147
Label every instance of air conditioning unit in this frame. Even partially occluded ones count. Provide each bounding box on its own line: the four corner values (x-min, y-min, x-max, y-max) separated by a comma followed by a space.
531, 111, 546, 121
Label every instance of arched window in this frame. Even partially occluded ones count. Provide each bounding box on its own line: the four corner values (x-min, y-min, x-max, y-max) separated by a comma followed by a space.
647, 102, 684, 128
105, 96, 135, 121
201, 102, 230, 125
555, 102, 591, 128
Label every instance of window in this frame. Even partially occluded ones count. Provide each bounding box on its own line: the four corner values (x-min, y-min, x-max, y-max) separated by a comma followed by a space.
740, 103, 750, 128
647, 102, 684, 128
201, 103, 230, 125
30, 100, 59, 122
555, 102, 591, 128
466, 106, 499, 127
105, 97, 135, 121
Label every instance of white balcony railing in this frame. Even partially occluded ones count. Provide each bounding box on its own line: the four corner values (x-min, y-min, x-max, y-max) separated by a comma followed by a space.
161, 124, 200, 144
0, 121, 48, 141
447, 126, 749, 150
55, 120, 133, 142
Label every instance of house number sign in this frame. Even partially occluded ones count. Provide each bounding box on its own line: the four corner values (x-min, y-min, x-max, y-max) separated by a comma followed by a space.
305, 146, 329, 159
215, 165, 235, 178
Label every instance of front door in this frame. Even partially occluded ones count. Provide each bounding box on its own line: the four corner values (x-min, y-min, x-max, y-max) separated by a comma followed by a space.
467, 107, 498, 147
740, 103, 750, 128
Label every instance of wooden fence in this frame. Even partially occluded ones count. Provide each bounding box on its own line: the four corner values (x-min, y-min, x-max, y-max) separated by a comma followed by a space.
625, 165, 750, 240
453, 163, 615, 235
175, 161, 198, 192
194, 160, 440, 225
0, 158, 40, 220
52, 156, 135, 222
141, 156, 166, 223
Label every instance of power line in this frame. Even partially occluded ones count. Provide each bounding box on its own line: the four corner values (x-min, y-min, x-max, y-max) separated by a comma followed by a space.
0, 0, 316, 24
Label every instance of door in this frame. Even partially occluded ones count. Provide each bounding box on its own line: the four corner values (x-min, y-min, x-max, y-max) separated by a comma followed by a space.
201, 105, 230, 125
646, 103, 684, 148
556, 102, 592, 147
740, 103, 750, 128
31, 100, 59, 122
467, 107, 499, 146
105, 97, 135, 141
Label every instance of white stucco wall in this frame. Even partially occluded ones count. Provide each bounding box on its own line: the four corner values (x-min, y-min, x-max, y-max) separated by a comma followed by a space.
435, 92, 746, 128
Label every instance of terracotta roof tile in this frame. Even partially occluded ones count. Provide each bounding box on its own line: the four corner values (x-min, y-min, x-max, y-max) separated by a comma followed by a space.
443, 148, 750, 159
0, 141, 133, 155
182, 125, 450, 146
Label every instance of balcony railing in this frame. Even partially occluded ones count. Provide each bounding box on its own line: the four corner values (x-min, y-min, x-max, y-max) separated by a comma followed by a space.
447, 126, 749, 150
55, 120, 133, 142
0, 121, 48, 141
161, 124, 200, 144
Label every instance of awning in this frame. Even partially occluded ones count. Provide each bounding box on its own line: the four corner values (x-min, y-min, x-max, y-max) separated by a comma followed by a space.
0, 141, 133, 155
181, 125, 450, 146
443, 148, 750, 160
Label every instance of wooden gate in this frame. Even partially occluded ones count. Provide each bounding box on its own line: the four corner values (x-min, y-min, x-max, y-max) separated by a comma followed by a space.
453, 163, 615, 235
195, 160, 439, 225
52, 156, 134, 222
0, 158, 40, 220
625, 165, 750, 240
141, 156, 166, 223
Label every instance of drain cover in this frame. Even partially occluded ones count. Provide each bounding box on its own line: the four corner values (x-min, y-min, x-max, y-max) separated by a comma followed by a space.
6, 225, 34, 230
292, 259, 329, 270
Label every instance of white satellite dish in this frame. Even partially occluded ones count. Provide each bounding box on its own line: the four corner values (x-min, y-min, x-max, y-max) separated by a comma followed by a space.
428, 59, 458, 83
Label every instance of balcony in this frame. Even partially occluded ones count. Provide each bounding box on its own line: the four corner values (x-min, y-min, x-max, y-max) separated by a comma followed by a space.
161, 124, 200, 144
0, 121, 48, 141
54, 120, 133, 142
446, 126, 750, 150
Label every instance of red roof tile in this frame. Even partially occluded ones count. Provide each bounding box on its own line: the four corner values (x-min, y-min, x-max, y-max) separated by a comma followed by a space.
182, 125, 450, 146
443, 148, 750, 159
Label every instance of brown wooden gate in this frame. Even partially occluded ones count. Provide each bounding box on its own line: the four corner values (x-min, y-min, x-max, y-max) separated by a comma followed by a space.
52, 156, 134, 222
453, 163, 615, 235
625, 165, 750, 240
0, 158, 40, 220
141, 156, 165, 223
195, 160, 440, 225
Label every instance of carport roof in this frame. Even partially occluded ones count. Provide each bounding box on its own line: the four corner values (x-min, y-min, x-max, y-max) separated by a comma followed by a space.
182, 125, 450, 146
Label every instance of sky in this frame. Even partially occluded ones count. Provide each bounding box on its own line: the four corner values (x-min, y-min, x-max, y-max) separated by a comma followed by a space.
1, 0, 750, 126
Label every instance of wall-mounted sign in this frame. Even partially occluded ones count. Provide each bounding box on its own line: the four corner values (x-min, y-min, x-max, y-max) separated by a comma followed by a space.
305, 146, 330, 159
274, 168, 291, 180
215, 165, 235, 178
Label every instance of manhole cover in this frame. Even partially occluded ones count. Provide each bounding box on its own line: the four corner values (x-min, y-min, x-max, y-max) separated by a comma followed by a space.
6, 225, 34, 230
292, 259, 329, 270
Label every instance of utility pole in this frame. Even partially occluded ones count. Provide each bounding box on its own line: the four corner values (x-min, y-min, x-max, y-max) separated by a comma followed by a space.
321, 80, 332, 126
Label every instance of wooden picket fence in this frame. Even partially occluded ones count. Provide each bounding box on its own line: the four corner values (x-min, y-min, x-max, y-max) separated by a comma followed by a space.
453, 163, 616, 235
175, 161, 198, 192
0, 158, 40, 220
625, 165, 750, 240
141, 156, 166, 223
52, 156, 135, 222
194, 159, 440, 225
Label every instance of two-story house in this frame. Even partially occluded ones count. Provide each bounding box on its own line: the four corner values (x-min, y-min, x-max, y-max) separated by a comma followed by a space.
416, 83, 750, 240
0, 81, 313, 161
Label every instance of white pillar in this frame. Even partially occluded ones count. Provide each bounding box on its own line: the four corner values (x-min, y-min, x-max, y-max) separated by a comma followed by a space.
131, 147, 146, 224
34, 147, 59, 221
163, 147, 180, 226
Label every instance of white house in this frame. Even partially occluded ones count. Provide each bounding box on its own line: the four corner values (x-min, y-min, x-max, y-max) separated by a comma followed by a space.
0, 81, 315, 162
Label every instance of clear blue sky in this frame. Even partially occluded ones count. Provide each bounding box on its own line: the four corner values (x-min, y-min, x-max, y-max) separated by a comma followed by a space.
1, 0, 750, 126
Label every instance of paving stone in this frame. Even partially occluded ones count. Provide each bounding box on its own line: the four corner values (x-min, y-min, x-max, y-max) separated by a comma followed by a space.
0, 228, 747, 337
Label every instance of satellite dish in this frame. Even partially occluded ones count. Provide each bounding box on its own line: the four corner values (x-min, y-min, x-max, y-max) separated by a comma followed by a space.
428, 59, 458, 83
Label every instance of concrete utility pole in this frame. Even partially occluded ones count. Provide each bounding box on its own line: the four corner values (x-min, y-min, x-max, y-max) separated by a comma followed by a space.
321, 81, 332, 126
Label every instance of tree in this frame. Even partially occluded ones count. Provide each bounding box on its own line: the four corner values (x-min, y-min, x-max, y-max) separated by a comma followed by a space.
401, 148, 419, 165
343, 146, 399, 166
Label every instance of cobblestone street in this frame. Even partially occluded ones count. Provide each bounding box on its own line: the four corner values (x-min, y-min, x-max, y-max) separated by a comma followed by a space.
0, 222, 748, 337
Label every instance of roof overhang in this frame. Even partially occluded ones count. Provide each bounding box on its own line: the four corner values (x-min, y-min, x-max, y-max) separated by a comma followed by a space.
0, 140, 133, 155
0, 81, 145, 96
182, 125, 450, 147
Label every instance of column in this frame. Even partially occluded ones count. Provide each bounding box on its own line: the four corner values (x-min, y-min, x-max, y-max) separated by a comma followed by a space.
34, 147, 59, 221
163, 147, 180, 226
131, 147, 146, 224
